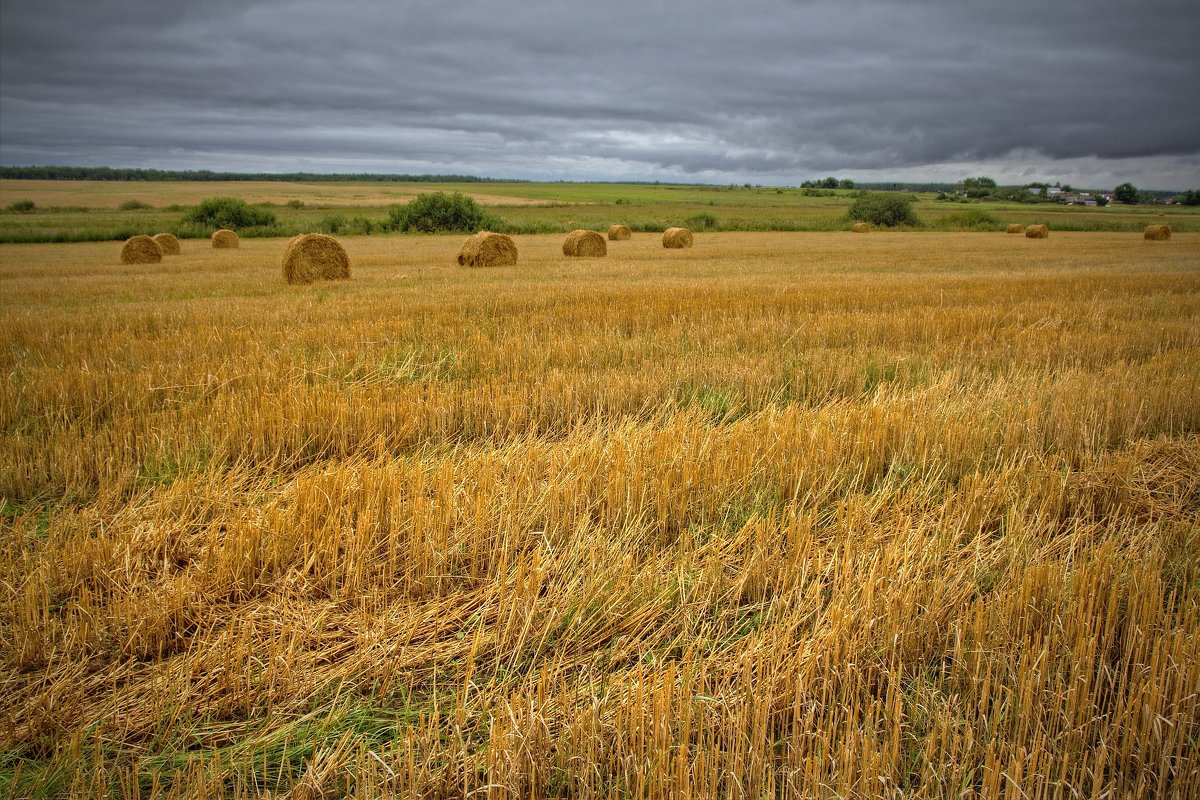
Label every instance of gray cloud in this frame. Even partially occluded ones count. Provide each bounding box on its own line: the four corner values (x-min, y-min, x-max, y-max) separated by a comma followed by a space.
2, 0, 1198, 187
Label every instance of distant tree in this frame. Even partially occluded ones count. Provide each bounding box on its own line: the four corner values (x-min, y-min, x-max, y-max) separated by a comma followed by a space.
1113, 182, 1139, 204
839, 179, 855, 189
822, 177, 840, 189
958, 176, 998, 198
1179, 189, 1200, 206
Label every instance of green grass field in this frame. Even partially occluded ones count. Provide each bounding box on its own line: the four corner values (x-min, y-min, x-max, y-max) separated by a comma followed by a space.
2, 179, 1197, 242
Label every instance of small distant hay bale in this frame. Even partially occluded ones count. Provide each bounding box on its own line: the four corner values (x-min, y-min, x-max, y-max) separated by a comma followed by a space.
211, 229, 239, 248
662, 227, 693, 249
282, 233, 351, 284
1006, 223, 1023, 234
562, 229, 607, 257
851, 222, 871, 233
120, 235, 162, 264
457, 231, 517, 268
152, 232, 180, 255
607, 224, 632, 241
1024, 224, 1049, 239
1144, 224, 1171, 241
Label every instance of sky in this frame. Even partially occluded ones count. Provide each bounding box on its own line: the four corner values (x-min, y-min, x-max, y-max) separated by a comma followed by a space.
1, 0, 1198, 189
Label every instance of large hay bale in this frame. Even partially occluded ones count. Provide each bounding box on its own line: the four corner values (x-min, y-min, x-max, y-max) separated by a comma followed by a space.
662, 227, 693, 249
607, 224, 632, 241
457, 231, 517, 268
1006, 224, 1023, 234
282, 233, 351, 284
851, 222, 871, 233
562, 229, 607, 257
152, 232, 181, 255
1144, 224, 1171, 241
212, 229, 239, 248
120, 235, 162, 264
1024, 224, 1049, 239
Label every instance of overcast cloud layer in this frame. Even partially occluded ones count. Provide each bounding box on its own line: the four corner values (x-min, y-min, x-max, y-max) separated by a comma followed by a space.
2, 0, 1198, 188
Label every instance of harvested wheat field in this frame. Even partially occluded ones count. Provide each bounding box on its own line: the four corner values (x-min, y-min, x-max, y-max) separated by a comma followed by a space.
1, 231, 1198, 798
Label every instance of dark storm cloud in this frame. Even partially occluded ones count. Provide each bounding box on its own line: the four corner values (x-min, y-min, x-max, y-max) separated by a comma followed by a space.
2, 0, 1198, 186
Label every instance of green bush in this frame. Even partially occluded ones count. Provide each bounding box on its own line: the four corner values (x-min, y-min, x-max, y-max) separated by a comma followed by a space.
942, 209, 1002, 230
286, 199, 305, 209
684, 212, 719, 230
184, 197, 277, 230
387, 192, 499, 233
848, 192, 921, 227
6, 199, 36, 213
319, 215, 380, 236
118, 199, 152, 210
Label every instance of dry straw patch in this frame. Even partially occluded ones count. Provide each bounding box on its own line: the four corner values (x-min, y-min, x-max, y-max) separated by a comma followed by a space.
1145, 224, 1171, 241
607, 224, 632, 241
1025, 224, 1050, 239
119, 234, 162, 264
282, 233, 351, 284
211, 229, 240, 248
457, 231, 518, 268
1006, 223, 1024, 234
151, 232, 180, 255
851, 222, 871, 233
562, 229, 607, 257
662, 226, 693, 248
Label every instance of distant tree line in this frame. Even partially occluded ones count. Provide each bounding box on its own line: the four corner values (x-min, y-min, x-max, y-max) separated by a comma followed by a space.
800, 177, 857, 189
0, 165, 516, 183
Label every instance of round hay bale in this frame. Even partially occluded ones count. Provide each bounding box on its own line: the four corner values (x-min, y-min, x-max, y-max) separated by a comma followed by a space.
1024, 224, 1049, 239
457, 231, 517, 268
120, 235, 162, 264
562, 229, 607, 257
211, 229, 239, 248
851, 222, 871, 233
1006, 223, 1023, 234
152, 232, 181, 255
607, 224, 632, 241
1144, 224, 1171, 241
662, 227, 693, 249
282, 233, 351, 284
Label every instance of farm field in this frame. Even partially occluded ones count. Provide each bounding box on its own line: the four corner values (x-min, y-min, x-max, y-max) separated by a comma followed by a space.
4, 179, 1200, 243
1, 230, 1199, 797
